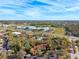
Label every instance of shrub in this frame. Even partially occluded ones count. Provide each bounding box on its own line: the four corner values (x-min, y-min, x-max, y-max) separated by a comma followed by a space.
75, 56, 78, 59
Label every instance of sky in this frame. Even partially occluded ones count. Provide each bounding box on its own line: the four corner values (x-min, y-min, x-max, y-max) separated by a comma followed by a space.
0, 0, 79, 20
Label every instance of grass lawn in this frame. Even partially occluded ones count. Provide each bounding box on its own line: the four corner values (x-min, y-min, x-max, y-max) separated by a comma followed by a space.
51, 27, 65, 37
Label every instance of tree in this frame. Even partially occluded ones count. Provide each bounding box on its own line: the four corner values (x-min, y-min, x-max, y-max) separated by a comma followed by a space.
75, 56, 78, 59
47, 37, 70, 59
1, 49, 7, 59
23, 39, 31, 51
64, 54, 71, 59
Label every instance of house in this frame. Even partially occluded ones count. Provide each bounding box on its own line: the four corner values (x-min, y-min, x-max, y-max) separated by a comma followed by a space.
0, 32, 6, 37
12, 32, 21, 36
0, 33, 4, 37
37, 37, 44, 41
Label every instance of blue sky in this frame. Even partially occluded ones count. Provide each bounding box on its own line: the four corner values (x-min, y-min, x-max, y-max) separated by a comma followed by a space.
0, 0, 79, 20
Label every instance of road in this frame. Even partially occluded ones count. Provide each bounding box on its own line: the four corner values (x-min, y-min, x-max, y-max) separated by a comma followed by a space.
70, 46, 79, 59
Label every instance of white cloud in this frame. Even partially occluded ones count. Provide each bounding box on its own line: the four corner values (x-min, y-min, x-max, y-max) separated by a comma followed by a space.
0, 0, 26, 6
0, 9, 16, 14
66, 6, 79, 12
36, 0, 65, 7
36, 0, 79, 13
0, 0, 79, 20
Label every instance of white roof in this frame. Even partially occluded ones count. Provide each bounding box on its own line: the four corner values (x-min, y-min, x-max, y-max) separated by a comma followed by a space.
12, 32, 21, 35
37, 37, 43, 40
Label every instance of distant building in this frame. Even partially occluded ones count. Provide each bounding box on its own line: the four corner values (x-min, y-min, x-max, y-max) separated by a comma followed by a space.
16, 26, 26, 30
43, 27, 50, 32
16, 26, 50, 32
